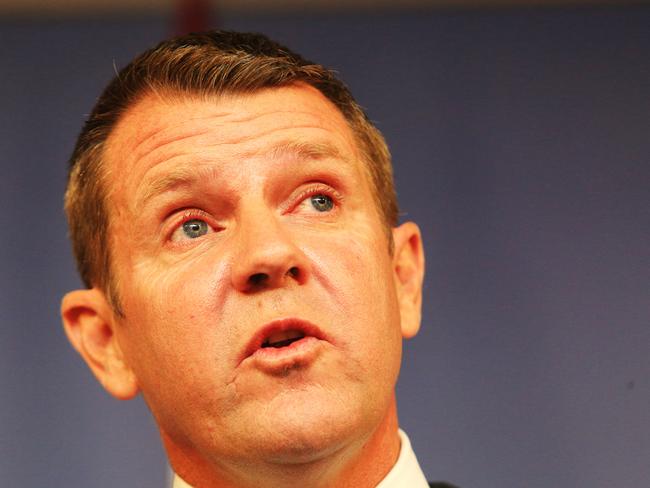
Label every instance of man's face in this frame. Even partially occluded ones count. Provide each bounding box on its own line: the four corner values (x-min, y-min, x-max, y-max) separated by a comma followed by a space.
102, 84, 408, 465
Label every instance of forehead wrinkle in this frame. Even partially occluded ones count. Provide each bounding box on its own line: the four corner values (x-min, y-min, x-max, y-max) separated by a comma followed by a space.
122, 94, 361, 209
127, 106, 232, 152
135, 125, 348, 189
137, 125, 211, 153
129, 103, 328, 159
130, 126, 213, 172
189, 123, 354, 157
140, 121, 352, 173
120, 91, 356, 171
135, 138, 354, 211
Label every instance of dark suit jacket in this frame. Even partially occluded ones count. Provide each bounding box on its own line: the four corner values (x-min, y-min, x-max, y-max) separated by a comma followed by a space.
429, 483, 460, 488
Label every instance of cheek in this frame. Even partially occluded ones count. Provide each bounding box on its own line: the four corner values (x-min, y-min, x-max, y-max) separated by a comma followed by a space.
129, 248, 226, 315
116, 261, 238, 435
305, 223, 402, 367
309, 220, 396, 310
118, 255, 230, 383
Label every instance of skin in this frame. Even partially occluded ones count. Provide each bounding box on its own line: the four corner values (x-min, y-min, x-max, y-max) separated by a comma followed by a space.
62, 83, 425, 488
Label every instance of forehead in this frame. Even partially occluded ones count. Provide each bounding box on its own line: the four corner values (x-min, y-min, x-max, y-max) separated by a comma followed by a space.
102, 84, 365, 193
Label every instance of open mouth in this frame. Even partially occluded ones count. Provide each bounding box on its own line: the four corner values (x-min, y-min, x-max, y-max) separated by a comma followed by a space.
261, 330, 306, 349
239, 318, 328, 365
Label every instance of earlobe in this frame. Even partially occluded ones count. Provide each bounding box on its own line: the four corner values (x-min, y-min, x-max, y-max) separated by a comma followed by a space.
61, 288, 138, 400
392, 222, 425, 339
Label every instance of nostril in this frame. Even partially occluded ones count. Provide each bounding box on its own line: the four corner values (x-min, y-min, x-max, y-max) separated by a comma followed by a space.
245, 267, 301, 290
249, 273, 268, 286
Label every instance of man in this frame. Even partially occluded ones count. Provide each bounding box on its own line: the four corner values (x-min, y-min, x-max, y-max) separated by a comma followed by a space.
61, 31, 456, 488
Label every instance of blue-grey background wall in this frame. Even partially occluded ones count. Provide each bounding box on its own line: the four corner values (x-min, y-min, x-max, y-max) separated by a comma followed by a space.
1, 6, 648, 488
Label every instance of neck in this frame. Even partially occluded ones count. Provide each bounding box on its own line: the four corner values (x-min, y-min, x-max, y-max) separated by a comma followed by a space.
165, 397, 401, 488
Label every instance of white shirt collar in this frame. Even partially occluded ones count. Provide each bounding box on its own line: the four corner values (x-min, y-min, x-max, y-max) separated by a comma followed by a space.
172, 429, 428, 488
376, 429, 429, 488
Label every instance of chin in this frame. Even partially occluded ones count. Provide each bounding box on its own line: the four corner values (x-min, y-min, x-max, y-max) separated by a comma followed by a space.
246, 390, 373, 464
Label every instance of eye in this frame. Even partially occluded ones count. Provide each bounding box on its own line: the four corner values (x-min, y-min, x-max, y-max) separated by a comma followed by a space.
291, 186, 341, 215
309, 194, 334, 212
182, 219, 209, 238
170, 217, 213, 242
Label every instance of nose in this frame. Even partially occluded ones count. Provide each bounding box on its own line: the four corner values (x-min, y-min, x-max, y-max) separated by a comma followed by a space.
230, 206, 310, 293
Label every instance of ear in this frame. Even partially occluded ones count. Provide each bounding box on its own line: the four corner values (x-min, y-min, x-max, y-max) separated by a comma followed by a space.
392, 222, 425, 339
61, 288, 138, 400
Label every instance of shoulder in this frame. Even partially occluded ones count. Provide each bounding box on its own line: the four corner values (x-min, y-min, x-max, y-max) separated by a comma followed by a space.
428, 483, 460, 488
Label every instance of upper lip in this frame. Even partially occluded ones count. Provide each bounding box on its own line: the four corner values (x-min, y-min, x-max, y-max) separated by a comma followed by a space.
239, 317, 327, 364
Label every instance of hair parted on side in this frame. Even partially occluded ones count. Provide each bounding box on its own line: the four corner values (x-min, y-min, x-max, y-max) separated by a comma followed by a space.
65, 30, 398, 314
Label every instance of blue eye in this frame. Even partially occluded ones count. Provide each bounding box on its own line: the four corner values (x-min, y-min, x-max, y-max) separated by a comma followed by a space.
310, 194, 334, 212
182, 219, 209, 239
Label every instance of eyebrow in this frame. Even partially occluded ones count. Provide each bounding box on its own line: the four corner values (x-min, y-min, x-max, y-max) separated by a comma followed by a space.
268, 140, 348, 162
136, 139, 351, 209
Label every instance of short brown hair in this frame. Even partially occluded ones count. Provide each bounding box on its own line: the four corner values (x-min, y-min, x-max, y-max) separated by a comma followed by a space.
65, 30, 398, 313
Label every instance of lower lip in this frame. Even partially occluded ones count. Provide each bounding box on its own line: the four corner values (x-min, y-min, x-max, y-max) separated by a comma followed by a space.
247, 336, 323, 374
